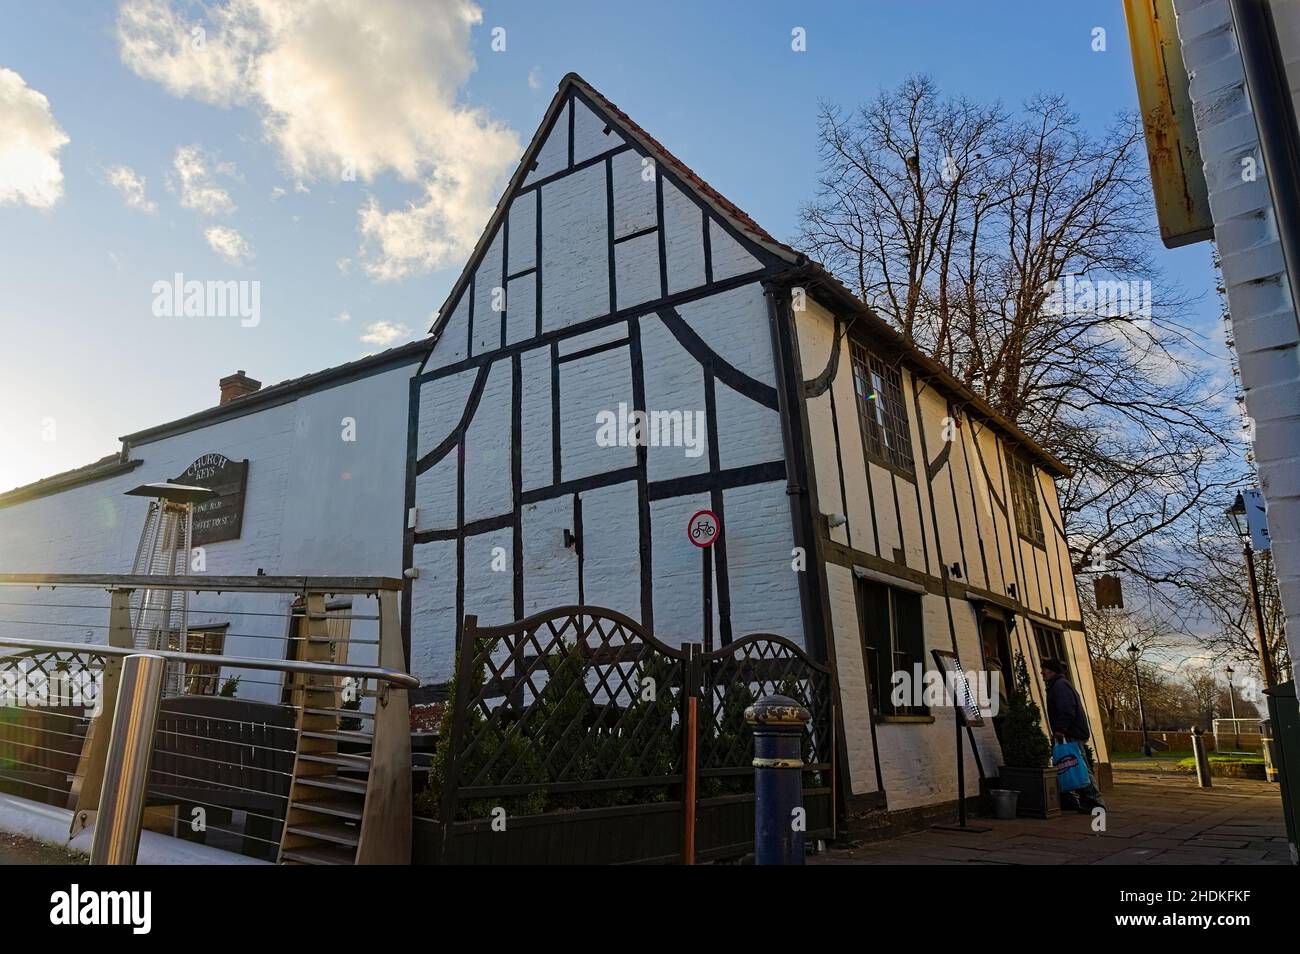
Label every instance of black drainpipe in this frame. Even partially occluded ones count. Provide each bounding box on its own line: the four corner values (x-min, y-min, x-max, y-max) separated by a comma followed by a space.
764, 280, 831, 664
1230, 0, 1300, 339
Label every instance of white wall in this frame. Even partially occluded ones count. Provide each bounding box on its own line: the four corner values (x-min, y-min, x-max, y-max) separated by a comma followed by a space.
408, 85, 798, 686
1173, 0, 1300, 673
0, 362, 418, 700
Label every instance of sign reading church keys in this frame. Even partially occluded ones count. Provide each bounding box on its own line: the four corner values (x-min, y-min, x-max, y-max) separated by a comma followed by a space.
173, 454, 249, 545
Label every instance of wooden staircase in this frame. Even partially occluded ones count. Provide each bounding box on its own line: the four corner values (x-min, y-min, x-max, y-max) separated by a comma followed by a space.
278, 591, 411, 865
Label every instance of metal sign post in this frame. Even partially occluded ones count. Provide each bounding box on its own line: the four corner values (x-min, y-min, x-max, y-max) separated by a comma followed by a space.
687, 510, 720, 652
931, 649, 991, 833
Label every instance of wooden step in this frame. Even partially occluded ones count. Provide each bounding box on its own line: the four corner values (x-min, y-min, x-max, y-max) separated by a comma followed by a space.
304, 706, 374, 720
293, 797, 364, 821
287, 820, 360, 847
295, 774, 367, 795
302, 729, 373, 744
300, 751, 371, 769
281, 844, 357, 865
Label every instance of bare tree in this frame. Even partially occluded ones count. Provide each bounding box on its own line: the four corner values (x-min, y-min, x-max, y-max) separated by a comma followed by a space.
798, 76, 1237, 590
1178, 524, 1291, 692
1081, 599, 1179, 738
1184, 669, 1220, 730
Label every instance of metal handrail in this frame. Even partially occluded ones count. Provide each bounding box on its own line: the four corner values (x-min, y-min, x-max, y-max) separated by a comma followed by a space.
0, 637, 418, 689
0, 573, 402, 594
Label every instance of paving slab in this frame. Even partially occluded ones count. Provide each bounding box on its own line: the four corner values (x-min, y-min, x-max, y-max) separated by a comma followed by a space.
815, 774, 1289, 866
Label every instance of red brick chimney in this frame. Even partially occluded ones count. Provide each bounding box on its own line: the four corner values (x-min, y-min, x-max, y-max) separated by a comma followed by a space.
219, 370, 261, 405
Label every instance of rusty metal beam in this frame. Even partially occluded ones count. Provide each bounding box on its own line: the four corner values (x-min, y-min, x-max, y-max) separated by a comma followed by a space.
1124, 0, 1215, 248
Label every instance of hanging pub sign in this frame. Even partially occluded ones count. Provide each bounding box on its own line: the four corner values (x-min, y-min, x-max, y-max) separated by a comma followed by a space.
1095, 573, 1124, 610
173, 454, 249, 545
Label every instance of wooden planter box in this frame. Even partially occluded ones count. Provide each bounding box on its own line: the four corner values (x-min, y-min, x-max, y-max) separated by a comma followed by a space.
995, 765, 1061, 818
412, 787, 835, 864
415, 802, 683, 864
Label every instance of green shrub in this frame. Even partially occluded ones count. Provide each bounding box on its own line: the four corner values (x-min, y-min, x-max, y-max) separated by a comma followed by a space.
701, 679, 756, 797
421, 644, 679, 818
421, 663, 546, 820
998, 653, 1051, 768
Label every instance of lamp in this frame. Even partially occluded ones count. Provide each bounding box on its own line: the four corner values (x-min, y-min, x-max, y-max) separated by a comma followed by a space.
1226, 491, 1277, 690
1126, 642, 1152, 756
1226, 492, 1249, 540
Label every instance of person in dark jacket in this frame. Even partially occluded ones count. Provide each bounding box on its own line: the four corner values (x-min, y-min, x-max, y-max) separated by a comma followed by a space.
1040, 659, 1104, 812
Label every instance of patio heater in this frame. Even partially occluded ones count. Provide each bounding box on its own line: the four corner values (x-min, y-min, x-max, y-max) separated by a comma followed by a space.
1226, 664, 1241, 751
123, 482, 215, 696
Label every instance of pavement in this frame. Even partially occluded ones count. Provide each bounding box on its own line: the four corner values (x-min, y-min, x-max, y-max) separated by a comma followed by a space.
814, 766, 1292, 865
0, 831, 81, 864
0, 793, 267, 865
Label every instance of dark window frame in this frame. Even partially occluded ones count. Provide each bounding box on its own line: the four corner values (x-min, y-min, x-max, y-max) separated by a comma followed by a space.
1007, 450, 1046, 548
1033, 623, 1070, 679
850, 341, 916, 479
860, 579, 929, 719
165, 624, 228, 696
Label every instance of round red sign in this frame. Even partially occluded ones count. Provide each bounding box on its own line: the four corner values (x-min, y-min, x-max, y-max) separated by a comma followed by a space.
687, 509, 721, 548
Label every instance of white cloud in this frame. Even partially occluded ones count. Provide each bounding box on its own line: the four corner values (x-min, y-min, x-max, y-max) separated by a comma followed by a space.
528, 67, 542, 90
172, 144, 235, 215
106, 164, 157, 213
117, 0, 520, 280
336, 310, 351, 322
359, 320, 410, 346
204, 224, 253, 264
0, 68, 70, 209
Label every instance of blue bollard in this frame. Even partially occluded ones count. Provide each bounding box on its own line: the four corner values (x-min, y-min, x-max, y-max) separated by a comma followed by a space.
746, 693, 811, 865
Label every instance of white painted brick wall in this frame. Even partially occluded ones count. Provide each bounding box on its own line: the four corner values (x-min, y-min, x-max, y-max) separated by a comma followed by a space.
541, 162, 610, 331
614, 231, 662, 310
573, 97, 624, 165
507, 272, 537, 346
708, 219, 762, 281
523, 111, 569, 186
611, 148, 657, 239
508, 195, 537, 274
639, 313, 708, 483
522, 496, 578, 614
721, 480, 804, 643
520, 346, 554, 492
0, 363, 418, 699
415, 366, 476, 459
462, 358, 513, 521
663, 179, 706, 294
576, 481, 640, 612
558, 347, 636, 482
1173, 0, 1300, 667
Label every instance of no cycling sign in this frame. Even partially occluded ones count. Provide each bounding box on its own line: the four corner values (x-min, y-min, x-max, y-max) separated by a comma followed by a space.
687, 509, 720, 548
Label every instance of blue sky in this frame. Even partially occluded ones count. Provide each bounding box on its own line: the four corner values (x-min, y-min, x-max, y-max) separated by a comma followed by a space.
0, 0, 1223, 493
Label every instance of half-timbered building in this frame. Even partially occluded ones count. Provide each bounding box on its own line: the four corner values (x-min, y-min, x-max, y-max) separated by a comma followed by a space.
406, 73, 1109, 819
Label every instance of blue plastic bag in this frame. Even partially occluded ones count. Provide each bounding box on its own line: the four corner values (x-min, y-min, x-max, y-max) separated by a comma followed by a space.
1053, 740, 1091, 792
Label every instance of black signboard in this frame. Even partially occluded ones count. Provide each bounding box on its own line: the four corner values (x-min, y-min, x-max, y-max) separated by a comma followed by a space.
173, 454, 249, 546
1095, 573, 1124, 610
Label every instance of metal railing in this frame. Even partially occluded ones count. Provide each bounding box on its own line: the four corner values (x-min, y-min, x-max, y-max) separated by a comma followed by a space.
0, 574, 414, 864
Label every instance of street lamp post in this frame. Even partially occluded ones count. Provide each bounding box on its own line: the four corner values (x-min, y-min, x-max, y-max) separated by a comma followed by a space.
1128, 642, 1153, 758
1226, 665, 1240, 751
1226, 493, 1278, 691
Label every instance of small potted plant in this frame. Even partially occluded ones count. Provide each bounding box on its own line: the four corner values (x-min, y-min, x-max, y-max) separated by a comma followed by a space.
993, 653, 1059, 818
